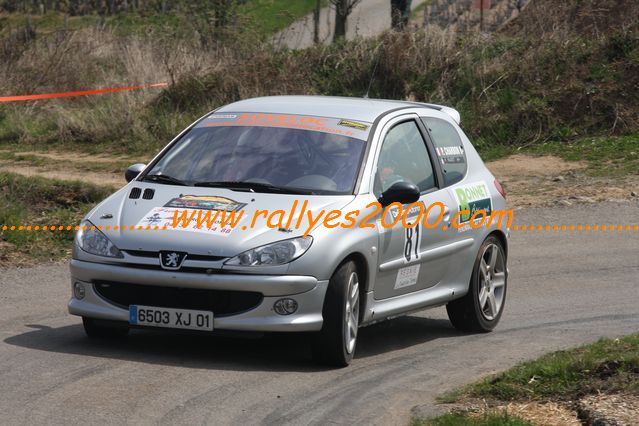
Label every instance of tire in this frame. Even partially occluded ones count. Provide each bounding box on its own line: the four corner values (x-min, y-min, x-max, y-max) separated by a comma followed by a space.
311, 260, 360, 367
82, 317, 129, 338
446, 235, 507, 332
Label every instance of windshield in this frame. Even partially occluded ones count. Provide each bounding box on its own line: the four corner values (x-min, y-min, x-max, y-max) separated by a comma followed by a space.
145, 113, 370, 194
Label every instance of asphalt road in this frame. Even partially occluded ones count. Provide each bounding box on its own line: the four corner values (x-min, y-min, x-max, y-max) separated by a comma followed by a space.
1, 202, 638, 425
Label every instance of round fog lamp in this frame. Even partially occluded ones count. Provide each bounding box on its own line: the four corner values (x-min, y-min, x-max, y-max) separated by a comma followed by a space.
273, 298, 298, 315
73, 282, 85, 300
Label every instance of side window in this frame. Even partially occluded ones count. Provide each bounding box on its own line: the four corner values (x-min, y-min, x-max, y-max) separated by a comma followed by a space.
421, 117, 467, 186
374, 120, 436, 195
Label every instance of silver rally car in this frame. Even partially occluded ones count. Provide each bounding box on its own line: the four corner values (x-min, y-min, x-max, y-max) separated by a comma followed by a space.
69, 96, 509, 366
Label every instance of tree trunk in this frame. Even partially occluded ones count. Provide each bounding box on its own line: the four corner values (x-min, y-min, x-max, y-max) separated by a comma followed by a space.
333, 0, 347, 41
313, 0, 321, 44
391, 0, 412, 30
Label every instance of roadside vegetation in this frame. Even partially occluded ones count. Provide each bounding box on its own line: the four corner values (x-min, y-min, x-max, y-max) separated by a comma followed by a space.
418, 334, 639, 425
0, 172, 113, 266
0, 0, 321, 39
412, 411, 530, 426
1, 0, 638, 265
1, 0, 637, 160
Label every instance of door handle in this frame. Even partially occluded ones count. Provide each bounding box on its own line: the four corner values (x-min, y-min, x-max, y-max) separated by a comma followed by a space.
443, 207, 451, 225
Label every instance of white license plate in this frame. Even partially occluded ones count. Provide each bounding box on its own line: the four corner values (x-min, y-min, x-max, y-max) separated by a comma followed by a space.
129, 305, 213, 331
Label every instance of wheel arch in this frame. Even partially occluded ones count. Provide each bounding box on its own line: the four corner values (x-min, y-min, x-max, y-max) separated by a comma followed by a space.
335, 251, 369, 321
487, 229, 508, 258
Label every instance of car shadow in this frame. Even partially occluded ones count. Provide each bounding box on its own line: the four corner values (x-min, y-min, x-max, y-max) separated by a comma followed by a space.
4, 316, 463, 372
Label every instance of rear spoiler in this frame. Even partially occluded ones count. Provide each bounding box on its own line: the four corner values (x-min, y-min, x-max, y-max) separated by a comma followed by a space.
404, 102, 461, 125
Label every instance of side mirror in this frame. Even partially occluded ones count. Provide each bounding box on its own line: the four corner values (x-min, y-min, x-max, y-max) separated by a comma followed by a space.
125, 163, 146, 182
378, 181, 420, 206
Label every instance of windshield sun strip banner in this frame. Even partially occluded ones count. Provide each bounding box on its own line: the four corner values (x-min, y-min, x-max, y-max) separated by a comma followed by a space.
198, 112, 371, 140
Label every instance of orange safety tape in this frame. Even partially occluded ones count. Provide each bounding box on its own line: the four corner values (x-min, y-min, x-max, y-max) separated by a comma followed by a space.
0, 82, 168, 102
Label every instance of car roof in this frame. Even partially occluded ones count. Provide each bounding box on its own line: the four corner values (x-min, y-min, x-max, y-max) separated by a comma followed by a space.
216, 96, 458, 124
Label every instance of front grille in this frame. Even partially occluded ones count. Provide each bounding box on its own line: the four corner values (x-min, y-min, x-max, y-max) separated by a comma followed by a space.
94, 282, 263, 317
123, 250, 226, 262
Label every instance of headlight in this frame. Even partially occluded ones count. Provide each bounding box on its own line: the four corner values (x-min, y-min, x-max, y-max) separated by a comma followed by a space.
75, 220, 123, 258
225, 236, 313, 267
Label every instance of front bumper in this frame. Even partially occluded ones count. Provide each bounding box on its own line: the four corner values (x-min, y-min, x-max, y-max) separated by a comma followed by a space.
68, 259, 328, 332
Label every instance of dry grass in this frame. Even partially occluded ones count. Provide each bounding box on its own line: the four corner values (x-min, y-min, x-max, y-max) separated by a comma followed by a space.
0, 0, 638, 156
0, 26, 217, 152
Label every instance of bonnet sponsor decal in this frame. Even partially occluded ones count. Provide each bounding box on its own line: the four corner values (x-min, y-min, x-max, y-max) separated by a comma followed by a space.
135, 196, 246, 237
164, 195, 246, 212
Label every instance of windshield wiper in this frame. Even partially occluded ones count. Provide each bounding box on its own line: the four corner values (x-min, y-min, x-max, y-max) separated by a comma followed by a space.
141, 174, 189, 186
193, 181, 313, 195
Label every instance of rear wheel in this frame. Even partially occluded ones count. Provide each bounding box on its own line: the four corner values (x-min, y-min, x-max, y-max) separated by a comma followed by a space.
82, 317, 129, 338
311, 261, 360, 367
447, 235, 507, 332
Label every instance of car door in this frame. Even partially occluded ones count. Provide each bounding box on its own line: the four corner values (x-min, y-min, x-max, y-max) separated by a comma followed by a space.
373, 115, 459, 300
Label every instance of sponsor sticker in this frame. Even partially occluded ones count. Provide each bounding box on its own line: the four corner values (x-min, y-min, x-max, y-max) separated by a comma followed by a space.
442, 155, 465, 164
135, 206, 244, 237
436, 146, 464, 156
197, 112, 371, 140
135, 196, 246, 236
337, 119, 369, 131
208, 114, 238, 120
394, 264, 421, 289
164, 195, 246, 212
453, 182, 493, 224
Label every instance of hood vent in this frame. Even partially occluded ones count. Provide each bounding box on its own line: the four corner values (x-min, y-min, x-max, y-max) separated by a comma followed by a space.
129, 187, 142, 199
142, 188, 155, 200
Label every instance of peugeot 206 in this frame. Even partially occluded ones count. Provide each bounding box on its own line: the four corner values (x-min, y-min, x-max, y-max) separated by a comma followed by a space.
69, 96, 509, 366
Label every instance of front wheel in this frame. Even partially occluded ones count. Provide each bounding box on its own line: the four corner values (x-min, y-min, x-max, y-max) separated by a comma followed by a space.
311, 261, 360, 367
447, 235, 507, 332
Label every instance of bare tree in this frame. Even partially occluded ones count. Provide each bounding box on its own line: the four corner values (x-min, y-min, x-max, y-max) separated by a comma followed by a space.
329, 0, 362, 42
313, 0, 321, 44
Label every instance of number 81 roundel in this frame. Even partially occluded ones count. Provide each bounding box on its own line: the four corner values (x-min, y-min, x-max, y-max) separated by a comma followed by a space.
404, 223, 421, 263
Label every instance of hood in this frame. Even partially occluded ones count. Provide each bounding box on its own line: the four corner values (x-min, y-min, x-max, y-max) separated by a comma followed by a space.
86, 182, 355, 257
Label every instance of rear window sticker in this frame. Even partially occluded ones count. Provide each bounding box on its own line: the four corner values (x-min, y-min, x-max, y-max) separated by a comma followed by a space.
436, 146, 464, 156
442, 155, 465, 164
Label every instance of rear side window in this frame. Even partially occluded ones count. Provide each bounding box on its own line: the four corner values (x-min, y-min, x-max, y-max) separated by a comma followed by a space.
421, 117, 467, 186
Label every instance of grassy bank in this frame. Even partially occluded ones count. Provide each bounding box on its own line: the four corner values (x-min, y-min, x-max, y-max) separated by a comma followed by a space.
418, 335, 639, 425
451, 335, 639, 402
412, 411, 530, 426
0, 172, 113, 265
0, 0, 320, 38
0, 0, 637, 159
0, 22, 639, 158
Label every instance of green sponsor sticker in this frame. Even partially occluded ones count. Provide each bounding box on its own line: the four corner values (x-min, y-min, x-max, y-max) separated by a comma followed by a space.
454, 182, 492, 223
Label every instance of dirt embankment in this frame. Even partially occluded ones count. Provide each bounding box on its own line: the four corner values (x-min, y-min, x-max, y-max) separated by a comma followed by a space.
1, 149, 637, 208
488, 155, 639, 208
